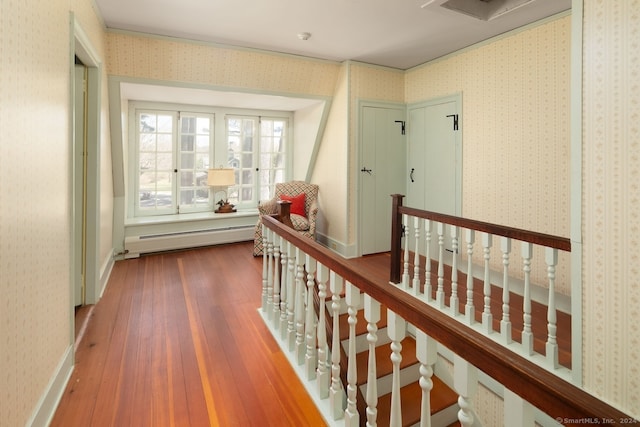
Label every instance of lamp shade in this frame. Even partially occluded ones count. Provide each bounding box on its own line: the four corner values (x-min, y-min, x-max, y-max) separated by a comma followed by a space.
207, 168, 235, 186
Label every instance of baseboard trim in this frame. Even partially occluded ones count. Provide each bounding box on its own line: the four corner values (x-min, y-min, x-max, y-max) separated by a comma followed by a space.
99, 251, 115, 299
26, 344, 74, 427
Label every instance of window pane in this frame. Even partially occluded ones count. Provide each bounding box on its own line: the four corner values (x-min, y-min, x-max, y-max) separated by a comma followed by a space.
157, 134, 172, 151
241, 187, 252, 201
196, 153, 210, 170
156, 171, 172, 187
140, 134, 155, 151
155, 190, 172, 207
180, 171, 195, 186
261, 137, 273, 152
197, 117, 210, 134
274, 153, 285, 168
157, 115, 173, 133
140, 114, 156, 132
139, 153, 155, 170
196, 135, 209, 151
181, 135, 195, 151
157, 153, 173, 170
181, 153, 195, 169
181, 117, 196, 133
180, 189, 195, 205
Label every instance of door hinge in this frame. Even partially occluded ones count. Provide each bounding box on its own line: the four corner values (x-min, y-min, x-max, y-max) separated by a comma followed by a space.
446, 114, 459, 131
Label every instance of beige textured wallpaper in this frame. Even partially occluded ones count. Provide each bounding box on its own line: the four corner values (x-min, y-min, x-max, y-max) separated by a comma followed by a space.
0, 0, 108, 425
107, 32, 341, 97
312, 64, 350, 243
582, 0, 640, 417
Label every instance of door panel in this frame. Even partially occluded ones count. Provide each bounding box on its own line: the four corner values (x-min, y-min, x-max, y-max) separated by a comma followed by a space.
407, 98, 460, 215
360, 106, 406, 255
407, 96, 461, 254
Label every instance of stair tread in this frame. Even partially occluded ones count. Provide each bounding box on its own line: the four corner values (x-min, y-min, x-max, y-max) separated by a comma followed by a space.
356, 336, 418, 385
376, 376, 458, 426
338, 305, 388, 341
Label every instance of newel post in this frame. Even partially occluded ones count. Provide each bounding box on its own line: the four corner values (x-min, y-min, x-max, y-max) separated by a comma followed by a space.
390, 194, 404, 283
276, 200, 294, 229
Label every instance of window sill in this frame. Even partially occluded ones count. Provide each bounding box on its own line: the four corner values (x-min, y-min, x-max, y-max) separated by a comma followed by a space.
125, 209, 259, 227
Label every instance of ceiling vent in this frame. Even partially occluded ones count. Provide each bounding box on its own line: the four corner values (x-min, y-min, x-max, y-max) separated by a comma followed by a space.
440, 0, 535, 21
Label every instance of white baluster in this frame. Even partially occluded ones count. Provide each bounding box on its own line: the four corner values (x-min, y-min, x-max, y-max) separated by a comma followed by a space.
521, 242, 534, 355
305, 255, 318, 380
279, 236, 288, 340
465, 229, 475, 325
454, 354, 478, 427
424, 220, 432, 301
261, 224, 269, 312
402, 214, 411, 289
387, 310, 406, 427
316, 263, 329, 397
287, 241, 297, 351
450, 226, 459, 316
545, 247, 559, 368
329, 272, 346, 419
266, 231, 274, 319
364, 295, 381, 427
500, 237, 512, 344
436, 222, 445, 309
504, 388, 534, 426
295, 248, 306, 365
481, 233, 493, 335
413, 216, 422, 296
344, 282, 360, 427
416, 329, 437, 427
272, 238, 281, 328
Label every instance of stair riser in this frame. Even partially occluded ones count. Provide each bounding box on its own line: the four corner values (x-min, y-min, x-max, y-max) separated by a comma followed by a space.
341, 327, 391, 354
360, 363, 421, 397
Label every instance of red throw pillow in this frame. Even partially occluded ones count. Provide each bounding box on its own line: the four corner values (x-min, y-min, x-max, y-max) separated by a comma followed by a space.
280, 193, 306, 217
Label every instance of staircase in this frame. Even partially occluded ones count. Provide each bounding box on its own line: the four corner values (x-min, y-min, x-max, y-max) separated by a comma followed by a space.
259, 209, 634, 426
324, 289, 461, 427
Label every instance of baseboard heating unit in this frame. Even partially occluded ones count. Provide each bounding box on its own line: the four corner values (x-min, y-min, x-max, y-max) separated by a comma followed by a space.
124, 225, 254, 258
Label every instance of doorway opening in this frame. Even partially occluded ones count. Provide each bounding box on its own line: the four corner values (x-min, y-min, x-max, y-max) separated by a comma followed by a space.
72, 17, 102, 345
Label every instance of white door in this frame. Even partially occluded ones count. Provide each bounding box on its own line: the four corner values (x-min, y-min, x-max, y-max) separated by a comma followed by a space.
407, 96, 462, 252
407, 96, 461, 214
360, 105, 406, 255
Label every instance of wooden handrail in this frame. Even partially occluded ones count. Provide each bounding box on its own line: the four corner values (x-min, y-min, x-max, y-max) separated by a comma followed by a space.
262, 214, 633, 425
389, 194, 571, 282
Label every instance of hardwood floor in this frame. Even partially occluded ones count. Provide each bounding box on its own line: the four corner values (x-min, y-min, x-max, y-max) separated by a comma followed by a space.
51, 242, 326, 427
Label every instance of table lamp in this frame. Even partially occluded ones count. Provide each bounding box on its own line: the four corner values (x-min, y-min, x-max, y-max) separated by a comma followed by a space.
207, 167, 236, 213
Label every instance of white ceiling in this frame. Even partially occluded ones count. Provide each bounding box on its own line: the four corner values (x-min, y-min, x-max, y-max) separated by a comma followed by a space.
96, 0, 571, 70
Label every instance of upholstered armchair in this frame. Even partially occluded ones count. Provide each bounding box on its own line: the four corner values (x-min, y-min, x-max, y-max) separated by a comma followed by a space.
253, 181, 319, 256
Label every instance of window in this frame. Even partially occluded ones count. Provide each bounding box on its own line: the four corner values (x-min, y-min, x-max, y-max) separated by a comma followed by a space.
130, 103, 291, 218
135, 109, 213, 216
226, 116, 288, 208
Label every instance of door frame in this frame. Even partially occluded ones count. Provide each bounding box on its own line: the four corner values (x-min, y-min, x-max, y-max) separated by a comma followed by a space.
356, 100, 407, 257
70, 14, 102, 314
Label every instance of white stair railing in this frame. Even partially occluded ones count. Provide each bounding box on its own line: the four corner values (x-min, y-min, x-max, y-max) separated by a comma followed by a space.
398, 213, 573, 378
259, 213, 631, 427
